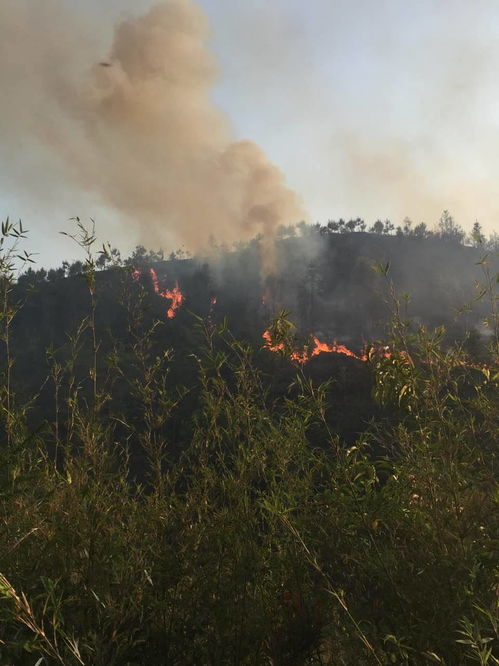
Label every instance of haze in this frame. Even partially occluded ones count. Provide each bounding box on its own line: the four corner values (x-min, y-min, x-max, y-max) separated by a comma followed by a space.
1, 0, 499, 266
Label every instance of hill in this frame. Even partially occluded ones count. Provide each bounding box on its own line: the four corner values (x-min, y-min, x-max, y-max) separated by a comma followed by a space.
0, 222, 498, 664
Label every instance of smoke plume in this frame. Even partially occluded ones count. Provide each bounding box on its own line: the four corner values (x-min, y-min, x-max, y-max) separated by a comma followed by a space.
0, 0, 304, 266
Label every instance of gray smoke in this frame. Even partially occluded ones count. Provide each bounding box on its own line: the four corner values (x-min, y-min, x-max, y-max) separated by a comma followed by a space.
0, 0, 305, 269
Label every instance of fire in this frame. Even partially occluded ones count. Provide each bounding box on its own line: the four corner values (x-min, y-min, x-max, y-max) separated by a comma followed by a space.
165, 284, 184, 319
262, 328, 285, 353
262, 329, 391, 365
131, 267, 185, 319
149, 268, 184, 319
309, 337, 364, 361
127, 273, 492, 372
263, 328, 498, 373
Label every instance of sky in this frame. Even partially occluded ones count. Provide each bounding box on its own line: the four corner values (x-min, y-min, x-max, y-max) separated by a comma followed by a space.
2, 0, 499, 267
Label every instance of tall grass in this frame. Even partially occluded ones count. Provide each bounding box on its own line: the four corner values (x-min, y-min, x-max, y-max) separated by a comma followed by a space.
0, 221, 497, 664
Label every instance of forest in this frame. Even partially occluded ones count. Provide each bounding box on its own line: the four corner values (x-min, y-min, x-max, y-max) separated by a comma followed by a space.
0, 213, 498, 665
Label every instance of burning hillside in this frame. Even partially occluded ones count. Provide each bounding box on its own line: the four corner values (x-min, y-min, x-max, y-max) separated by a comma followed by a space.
5, 229, 498, 462
125, 235, 495, 370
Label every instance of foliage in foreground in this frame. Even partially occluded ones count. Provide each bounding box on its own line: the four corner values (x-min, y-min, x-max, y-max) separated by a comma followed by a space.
0, 220, 498, 665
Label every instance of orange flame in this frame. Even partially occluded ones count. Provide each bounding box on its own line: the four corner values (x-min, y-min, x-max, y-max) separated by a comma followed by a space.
262, 329, 391, 365
309, 337, 363, 361
262, 330, 497, 372
149, 267, 185, 319
262, 328, 285, 353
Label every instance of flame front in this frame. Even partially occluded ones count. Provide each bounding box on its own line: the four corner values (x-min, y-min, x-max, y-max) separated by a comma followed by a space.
262, 329, 391, 364
128, 274, 489, 371
309, 337, 365, 361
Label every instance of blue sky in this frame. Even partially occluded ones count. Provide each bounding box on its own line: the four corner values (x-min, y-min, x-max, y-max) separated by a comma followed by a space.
2, 0, 499, 266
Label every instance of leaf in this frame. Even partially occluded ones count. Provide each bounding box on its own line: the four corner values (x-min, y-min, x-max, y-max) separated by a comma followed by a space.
474, 287, 488, 301
398, 384, 409, 403
372, 260, 390, 276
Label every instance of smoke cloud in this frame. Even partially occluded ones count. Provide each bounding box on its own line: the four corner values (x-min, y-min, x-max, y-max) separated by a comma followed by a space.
0, 0, 304, 265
